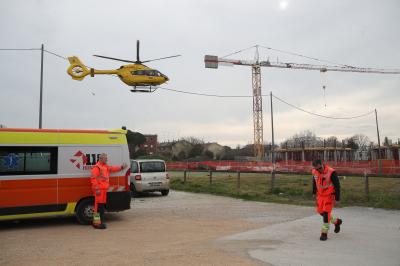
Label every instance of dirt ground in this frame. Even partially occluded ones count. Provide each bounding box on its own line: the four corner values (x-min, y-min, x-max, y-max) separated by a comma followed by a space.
0, 190, 314, 266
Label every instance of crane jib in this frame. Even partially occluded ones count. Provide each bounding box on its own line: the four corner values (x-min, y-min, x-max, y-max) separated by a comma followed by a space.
204, 55, 400, 74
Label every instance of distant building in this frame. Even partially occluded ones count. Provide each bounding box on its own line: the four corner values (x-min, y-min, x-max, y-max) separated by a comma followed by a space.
273, 147, 354, 162
158, 142, 173, 157
140, 135, 158, 155
203, 142, 225, 159
371, 144, 400, 160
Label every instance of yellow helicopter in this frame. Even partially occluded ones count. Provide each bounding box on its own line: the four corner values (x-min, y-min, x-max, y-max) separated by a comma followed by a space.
67, 40, 180, 92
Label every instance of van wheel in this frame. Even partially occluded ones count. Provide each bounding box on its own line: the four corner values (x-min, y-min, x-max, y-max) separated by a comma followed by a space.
130, 184, 138, 197
76, 198, 94, 225
161, 189, 169, 196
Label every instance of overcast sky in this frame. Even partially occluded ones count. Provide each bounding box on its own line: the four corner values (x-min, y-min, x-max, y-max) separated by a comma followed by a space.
1, 0, 399, 147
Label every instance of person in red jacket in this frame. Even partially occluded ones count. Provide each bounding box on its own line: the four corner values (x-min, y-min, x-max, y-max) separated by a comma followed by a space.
312, 159, 342, 241
91, 153, 127, 229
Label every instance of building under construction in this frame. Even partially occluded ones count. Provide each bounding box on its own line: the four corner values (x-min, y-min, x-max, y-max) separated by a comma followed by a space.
267, 145, 400, 162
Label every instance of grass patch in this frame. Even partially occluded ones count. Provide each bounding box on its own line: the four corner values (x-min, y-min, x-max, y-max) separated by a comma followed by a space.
170, 171, 400, 210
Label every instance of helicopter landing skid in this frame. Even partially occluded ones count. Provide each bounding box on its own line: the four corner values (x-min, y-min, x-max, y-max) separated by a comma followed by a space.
130, 85, 159, 93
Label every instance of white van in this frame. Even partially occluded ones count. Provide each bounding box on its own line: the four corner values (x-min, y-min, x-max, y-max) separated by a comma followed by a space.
130, 159, 169, 196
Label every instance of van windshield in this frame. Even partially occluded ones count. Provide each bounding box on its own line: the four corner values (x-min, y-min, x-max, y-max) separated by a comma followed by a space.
139, 161, 165, 173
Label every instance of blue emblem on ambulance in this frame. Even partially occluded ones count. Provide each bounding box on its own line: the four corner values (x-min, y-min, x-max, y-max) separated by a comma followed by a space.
2, 153, 20, 169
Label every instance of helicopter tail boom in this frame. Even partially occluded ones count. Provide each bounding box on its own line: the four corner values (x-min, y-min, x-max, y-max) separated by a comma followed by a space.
67, 56, 90, 81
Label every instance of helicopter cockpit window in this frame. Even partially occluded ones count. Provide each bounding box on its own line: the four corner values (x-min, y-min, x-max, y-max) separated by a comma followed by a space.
132, 70, 145, 75
146, 70, 155, 76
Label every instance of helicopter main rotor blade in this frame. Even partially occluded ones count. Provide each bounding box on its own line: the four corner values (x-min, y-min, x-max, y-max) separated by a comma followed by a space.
141, 55, 181, 63
93, 55, 136, 63
137, 40, 140, 62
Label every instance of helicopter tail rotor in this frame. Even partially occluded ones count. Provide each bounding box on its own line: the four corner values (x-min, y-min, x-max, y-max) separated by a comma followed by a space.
67, 56, 91, 81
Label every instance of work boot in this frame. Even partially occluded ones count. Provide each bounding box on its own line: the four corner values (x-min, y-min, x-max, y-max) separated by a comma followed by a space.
92, 223, 106, 229
320, 233, 328, 241
334, 219, 342, 233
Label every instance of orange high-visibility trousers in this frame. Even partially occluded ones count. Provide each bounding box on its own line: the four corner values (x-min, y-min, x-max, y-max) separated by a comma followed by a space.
93, 188, 107, 212
316, 195, 335, 221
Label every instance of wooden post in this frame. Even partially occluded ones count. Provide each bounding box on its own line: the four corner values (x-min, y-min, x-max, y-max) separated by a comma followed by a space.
209, 170, 212, 184
183, 170, 187, 183
270, 168, 276, 193
237, 171, 241, 190
364, 171, 370, 201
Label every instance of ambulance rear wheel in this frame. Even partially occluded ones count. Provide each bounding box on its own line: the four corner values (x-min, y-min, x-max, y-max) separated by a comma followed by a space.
76, 198, 95, 225
130, 183, 138, 197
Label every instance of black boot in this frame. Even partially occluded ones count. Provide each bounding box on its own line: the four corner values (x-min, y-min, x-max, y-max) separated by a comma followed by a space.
99, 204, 106, 228
320, 233, 328, 241
92, 223, 106, 229
334, 219, 342, 233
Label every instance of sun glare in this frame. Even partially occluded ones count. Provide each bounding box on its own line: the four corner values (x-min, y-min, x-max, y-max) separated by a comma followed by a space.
280, 1, 288, 10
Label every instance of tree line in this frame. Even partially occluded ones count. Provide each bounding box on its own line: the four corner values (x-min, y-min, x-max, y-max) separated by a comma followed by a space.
126, 129, 396, 161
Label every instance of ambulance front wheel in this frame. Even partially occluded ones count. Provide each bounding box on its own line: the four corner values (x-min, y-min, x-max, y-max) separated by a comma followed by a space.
76, 198, 95, 225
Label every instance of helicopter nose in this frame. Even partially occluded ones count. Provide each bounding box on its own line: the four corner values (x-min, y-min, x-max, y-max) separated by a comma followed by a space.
164, 75, 169, 81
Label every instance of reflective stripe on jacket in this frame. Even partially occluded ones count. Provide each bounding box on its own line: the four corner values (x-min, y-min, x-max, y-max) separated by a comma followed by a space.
311, 165, 335, 197
91, 162, 122, 189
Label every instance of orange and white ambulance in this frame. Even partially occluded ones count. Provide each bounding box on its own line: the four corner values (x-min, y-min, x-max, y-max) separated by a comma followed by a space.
0, 128, 131, 224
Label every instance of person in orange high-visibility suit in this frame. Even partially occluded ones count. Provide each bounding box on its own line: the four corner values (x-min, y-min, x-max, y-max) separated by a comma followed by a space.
91, 153, 127, 229
312, 159, 342, 241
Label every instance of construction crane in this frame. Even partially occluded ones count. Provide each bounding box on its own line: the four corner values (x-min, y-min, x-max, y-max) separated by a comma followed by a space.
204, 46, 400, 159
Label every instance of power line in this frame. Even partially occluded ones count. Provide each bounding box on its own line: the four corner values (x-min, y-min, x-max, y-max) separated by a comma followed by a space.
44, 49, 67, 60
159, 87, 375, 119
0, 48, 40, 51
272, 94, 375, 119
160, 87, 251, 98
0, 46, 379, 120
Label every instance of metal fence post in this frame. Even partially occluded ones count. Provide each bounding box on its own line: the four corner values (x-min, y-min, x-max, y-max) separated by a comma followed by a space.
183, 170, 187, 184
209, 170, 212, 184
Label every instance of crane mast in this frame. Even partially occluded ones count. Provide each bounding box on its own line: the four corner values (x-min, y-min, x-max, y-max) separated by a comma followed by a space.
204, 52, 400, 159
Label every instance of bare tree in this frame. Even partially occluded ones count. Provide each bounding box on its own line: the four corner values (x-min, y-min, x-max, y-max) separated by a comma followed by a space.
325, 136, 338, 147
181, 136, 204, 145
351, 134, 370, 151
282, 130, 321, 148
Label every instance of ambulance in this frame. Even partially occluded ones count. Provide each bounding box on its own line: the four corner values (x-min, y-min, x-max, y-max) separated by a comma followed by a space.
0, 128, 131, 224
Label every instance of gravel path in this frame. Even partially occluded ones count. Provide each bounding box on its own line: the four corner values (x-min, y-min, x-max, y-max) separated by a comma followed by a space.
1, 190, 397, 265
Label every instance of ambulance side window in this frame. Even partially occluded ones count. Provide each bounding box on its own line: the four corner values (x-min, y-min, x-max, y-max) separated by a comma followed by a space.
0, 147, 58, 176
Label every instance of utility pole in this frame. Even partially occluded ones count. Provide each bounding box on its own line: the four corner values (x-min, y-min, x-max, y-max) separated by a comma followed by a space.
375, 108, 382, 174
39, 44, 44, 129
375, 109, 381, 158
270, 91, 276, 192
